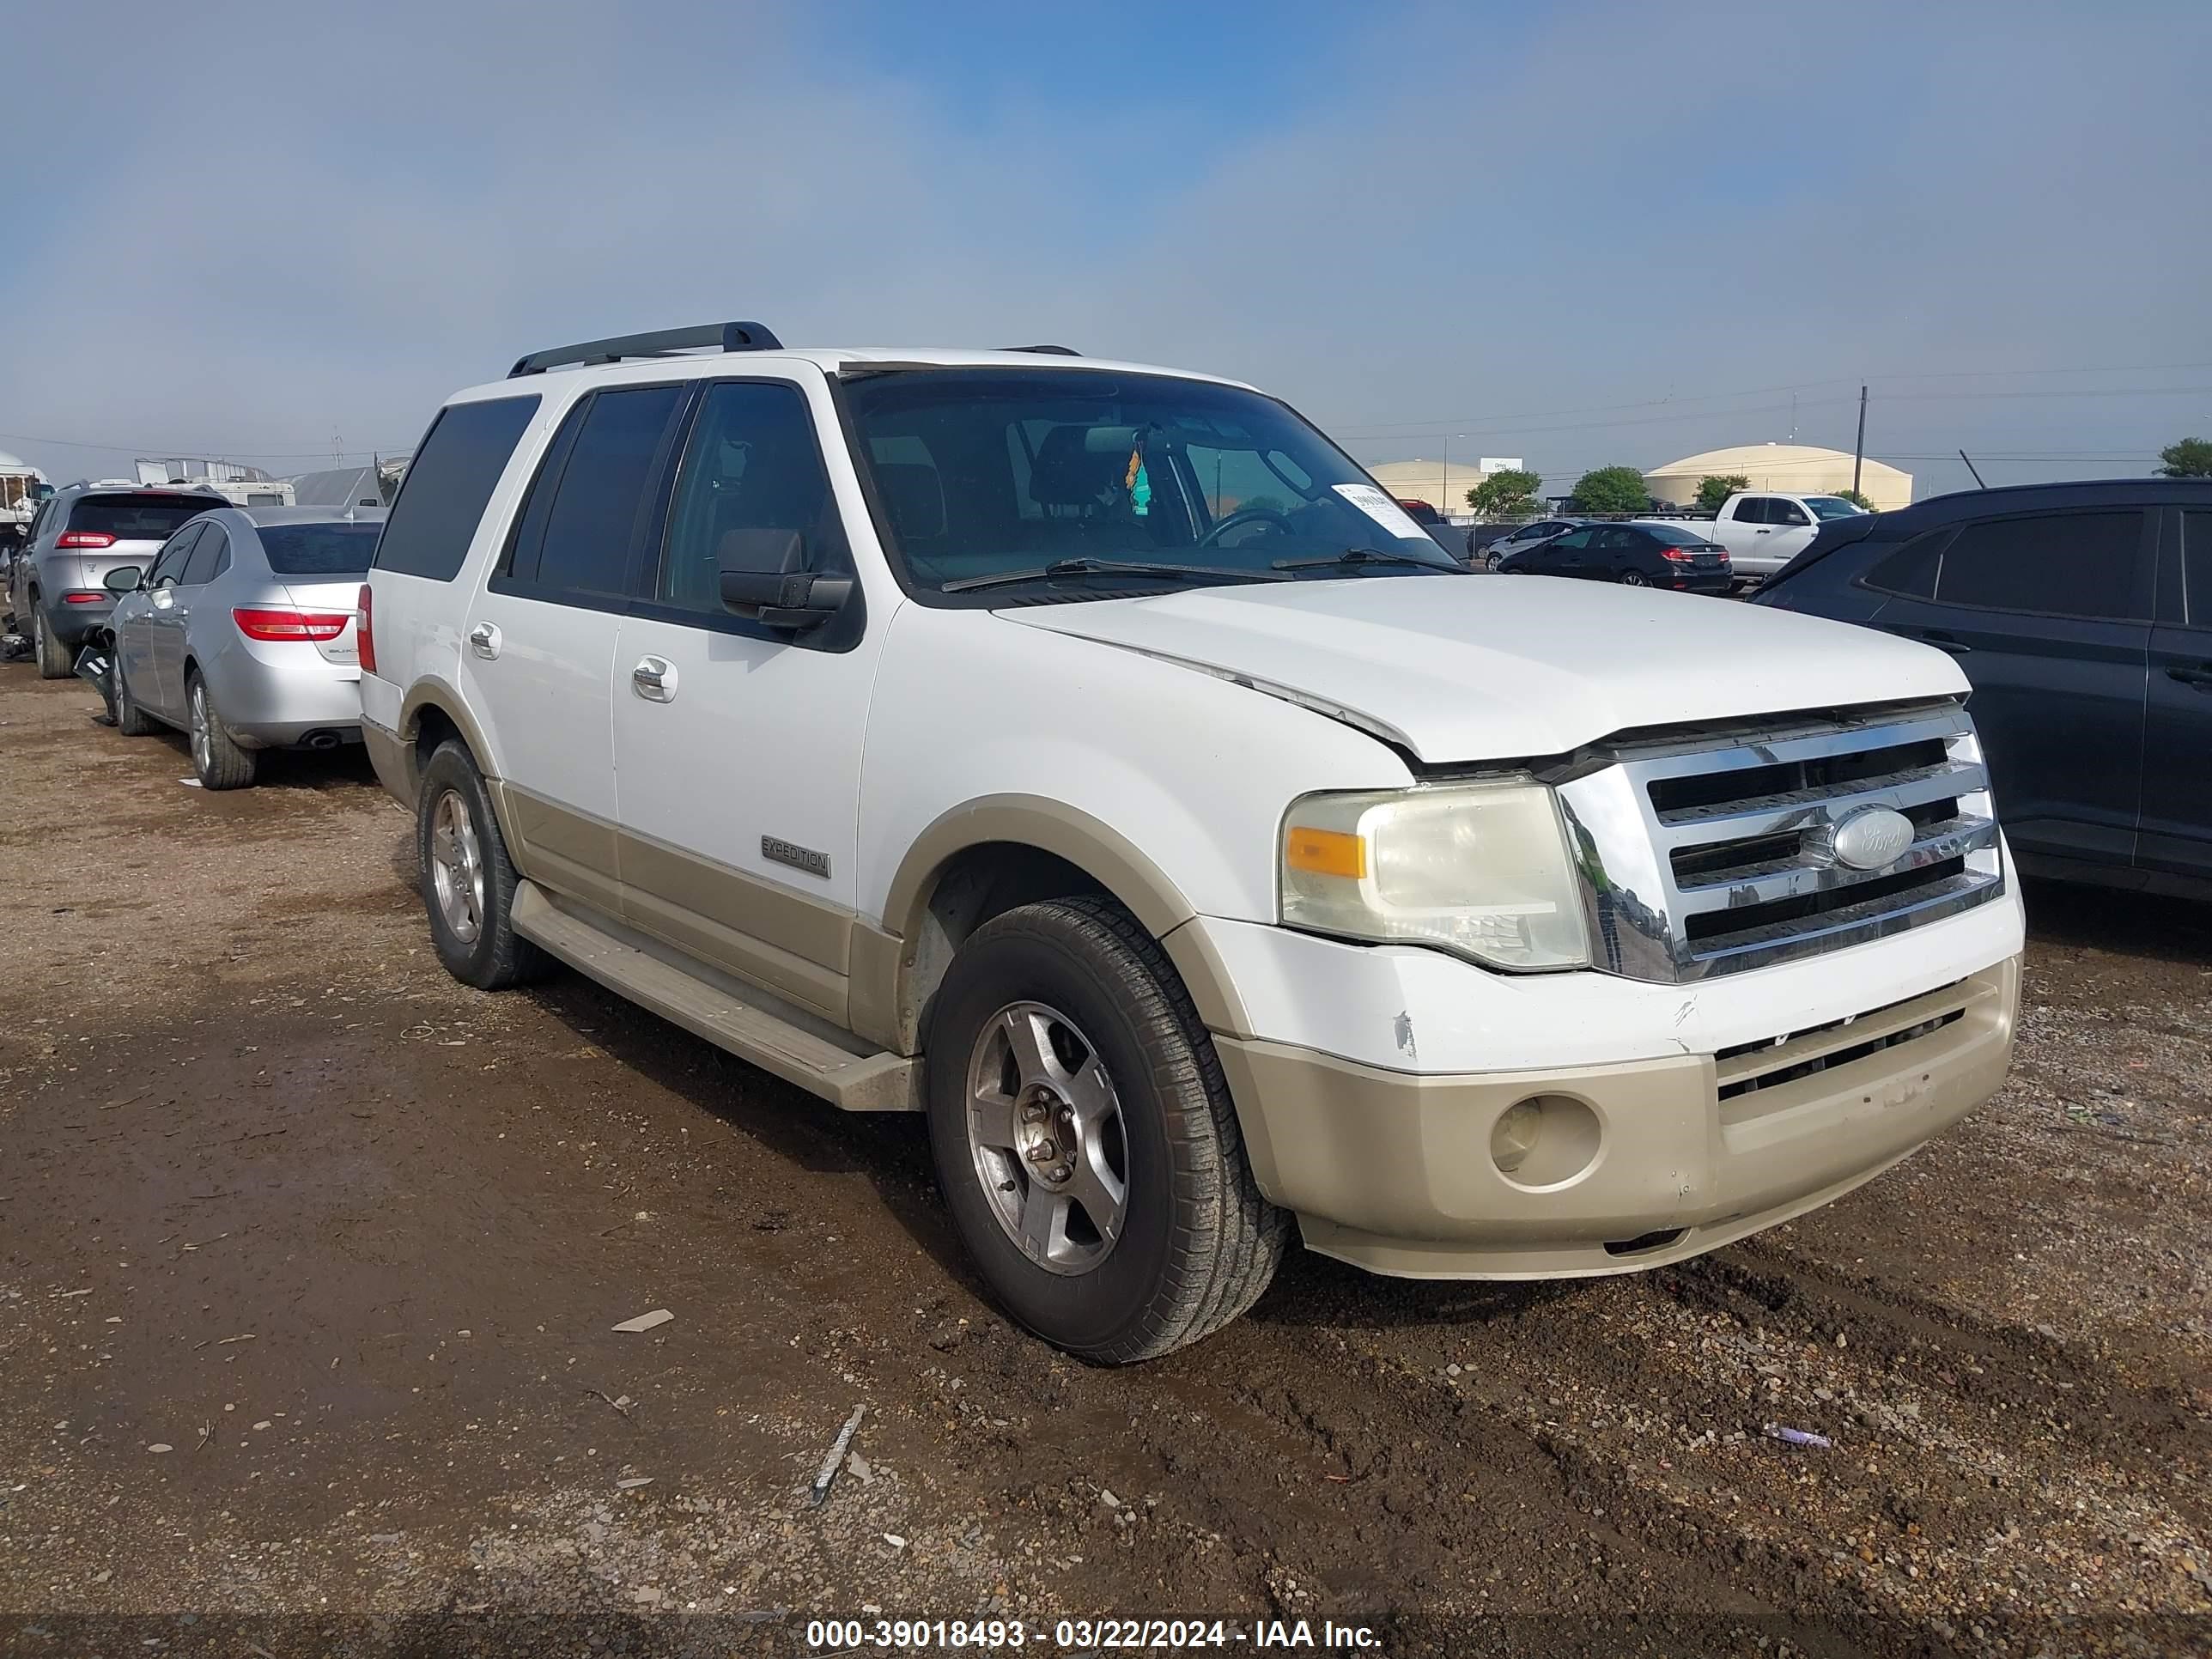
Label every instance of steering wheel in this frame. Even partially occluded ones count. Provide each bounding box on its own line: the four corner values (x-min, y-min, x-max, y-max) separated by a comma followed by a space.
1196, 506, 1297, 548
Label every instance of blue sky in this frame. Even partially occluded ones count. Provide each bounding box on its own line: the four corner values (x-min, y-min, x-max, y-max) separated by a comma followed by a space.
3, 0, 2208, 501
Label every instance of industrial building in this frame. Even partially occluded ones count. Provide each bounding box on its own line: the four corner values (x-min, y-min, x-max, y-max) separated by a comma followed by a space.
1364, 457, 1526, 514
1643, 444, 1912, 512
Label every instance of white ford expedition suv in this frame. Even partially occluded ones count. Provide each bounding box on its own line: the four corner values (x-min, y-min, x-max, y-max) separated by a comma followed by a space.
358, 323, 2022, 1362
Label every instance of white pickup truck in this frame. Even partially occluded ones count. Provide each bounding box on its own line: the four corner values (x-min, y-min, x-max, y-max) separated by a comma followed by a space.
360, 325, 2020, 1361
1642, 491, 1870, 578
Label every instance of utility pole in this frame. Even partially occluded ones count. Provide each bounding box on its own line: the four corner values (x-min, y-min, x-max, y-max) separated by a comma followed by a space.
1851, 386, 1868, 498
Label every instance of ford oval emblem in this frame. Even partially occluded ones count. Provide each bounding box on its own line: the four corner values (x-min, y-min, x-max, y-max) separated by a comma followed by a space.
1831, 805, 1915, 871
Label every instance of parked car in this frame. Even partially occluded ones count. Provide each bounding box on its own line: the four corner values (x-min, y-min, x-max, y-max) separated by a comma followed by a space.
1472, 516, 1578, 569
1638, 491, 1868, 579
1754, 478, 2212, 895
1498, 522, 1733, 592
361, 321, 2020, 1363
103, 505, 386, 787
7, 481, 226, 678
1391, 495, 1468, 559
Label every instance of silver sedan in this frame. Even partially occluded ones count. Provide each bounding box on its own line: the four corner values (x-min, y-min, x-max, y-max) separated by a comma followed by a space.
104, 506, 385, 788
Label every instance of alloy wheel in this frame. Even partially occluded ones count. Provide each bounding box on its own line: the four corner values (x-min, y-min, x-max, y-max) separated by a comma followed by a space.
965, 1000, 1129, 1275
428, 788, 486, 945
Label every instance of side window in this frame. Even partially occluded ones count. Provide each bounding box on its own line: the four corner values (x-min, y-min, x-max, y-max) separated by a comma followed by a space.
180, 524, 227, 586
507, 385, 684, 598
1594, 527, 1637, 550
2179, 510, 2212, 628
147, 525, 204, 586
1551, 529, 1593, 550
1935, 510, 2147, 620
1188, 445, 1304, 520
1732, 497, 1770, 526
1769, 499, 1810, 526
654, 381, 848, 614
1861, 528, 1951, 599
374, 394, 541, 582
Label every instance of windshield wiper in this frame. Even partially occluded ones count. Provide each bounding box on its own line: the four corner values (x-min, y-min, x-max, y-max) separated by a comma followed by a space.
1272, 546, 1459, 574
942, 557, 1291, 594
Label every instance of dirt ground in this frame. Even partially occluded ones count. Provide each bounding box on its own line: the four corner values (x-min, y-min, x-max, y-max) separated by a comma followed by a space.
1, 660, 2206, 1659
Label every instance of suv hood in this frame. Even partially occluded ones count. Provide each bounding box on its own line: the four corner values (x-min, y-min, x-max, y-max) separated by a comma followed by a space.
1001, 577, 1968, 763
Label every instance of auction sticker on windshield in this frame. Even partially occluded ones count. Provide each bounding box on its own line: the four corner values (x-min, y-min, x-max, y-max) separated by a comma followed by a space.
1333, 483, 1432, 543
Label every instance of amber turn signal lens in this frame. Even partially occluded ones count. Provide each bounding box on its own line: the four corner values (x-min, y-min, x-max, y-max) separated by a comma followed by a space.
1283, 826, 1367, 880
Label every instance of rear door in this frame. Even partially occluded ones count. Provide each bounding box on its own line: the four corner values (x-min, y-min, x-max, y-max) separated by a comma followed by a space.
2140, 507, 2212, 881
1872, 506, 2154, 871
1536, 526, 1595, 576
462, 380, 685, 919
1710, 495, 1766, 563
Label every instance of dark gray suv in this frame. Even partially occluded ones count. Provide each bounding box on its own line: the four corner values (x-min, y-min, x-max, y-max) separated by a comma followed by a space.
8, 482, 226, 678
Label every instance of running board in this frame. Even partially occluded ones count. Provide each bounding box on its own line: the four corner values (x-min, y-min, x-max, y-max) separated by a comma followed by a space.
511, 881, 919, 1112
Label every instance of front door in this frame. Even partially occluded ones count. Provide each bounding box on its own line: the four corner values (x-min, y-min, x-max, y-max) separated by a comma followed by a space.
1874, 506, 2154, 870
140, 522, 210, 715
461, 380, 687, 919
2140, 506, 2212, 881
611, 375, 877, 1026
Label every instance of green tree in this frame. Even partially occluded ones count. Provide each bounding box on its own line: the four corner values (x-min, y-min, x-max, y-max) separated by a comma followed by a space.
1834, 487, 1875, 511
2156, 436, 2212, 478
1466, 467, 1543, 519
1568, 465, 1650, 515
1694, 473, 1751, 512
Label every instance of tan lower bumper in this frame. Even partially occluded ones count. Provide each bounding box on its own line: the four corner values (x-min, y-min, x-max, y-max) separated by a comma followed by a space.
1213, 957, 2019, 1279
362, 717, 416, 811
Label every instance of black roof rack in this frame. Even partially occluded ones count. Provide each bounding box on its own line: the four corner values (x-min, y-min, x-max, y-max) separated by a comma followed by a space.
1002, 344, 1080, 356
507, 320, 783, 378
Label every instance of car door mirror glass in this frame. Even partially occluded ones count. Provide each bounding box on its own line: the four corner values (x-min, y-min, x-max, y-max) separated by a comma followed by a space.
104, 566, 143, 594
718, 529, 852, 631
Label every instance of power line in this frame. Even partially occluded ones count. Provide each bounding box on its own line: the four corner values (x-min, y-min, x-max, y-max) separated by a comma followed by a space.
0, 428, 411, 461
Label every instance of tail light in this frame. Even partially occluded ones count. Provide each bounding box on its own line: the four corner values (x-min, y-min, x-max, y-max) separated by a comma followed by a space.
356, 584, 376, 674
62, 590, 107, 604
57, 532, 116, 550
1661, 547, 1696, 562
233, 606, 353, 642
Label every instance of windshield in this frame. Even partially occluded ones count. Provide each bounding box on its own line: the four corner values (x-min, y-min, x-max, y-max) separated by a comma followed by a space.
1804, 495, 1866, 521
841, 368, 1459, 597
258, 521, 384, 576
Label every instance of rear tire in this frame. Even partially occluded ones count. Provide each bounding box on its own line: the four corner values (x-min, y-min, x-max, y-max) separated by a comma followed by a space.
924, 896, 1288, 1363
32, 605, 70, 679
186, 672, 257, 789
416, 739, 552, 991
113, 659, 156, 736
1619, 568, 1650, 586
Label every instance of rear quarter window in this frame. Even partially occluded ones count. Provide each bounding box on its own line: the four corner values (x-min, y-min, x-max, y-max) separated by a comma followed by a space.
373, 395, 541, 581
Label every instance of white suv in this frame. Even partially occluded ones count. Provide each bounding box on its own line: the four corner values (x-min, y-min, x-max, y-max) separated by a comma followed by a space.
359, 323, 2023, 1361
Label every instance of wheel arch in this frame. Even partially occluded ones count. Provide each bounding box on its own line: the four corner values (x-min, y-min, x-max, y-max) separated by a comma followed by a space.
856, 796, 1252, 1059
393, 679, 522, 851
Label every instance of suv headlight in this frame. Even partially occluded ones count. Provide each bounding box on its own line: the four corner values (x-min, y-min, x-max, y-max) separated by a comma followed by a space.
1280, 782, 1590, 971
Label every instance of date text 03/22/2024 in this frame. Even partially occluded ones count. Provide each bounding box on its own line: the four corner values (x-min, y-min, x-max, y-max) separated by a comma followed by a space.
803, 1618, 1382, 1650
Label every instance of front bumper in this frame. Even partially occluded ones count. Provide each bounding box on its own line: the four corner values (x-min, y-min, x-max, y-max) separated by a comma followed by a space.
1216, 957, 2017, 1277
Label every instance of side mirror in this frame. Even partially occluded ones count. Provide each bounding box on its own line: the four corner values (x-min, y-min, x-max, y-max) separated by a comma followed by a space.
104, 566, 143, 594
718, 530, 852, 632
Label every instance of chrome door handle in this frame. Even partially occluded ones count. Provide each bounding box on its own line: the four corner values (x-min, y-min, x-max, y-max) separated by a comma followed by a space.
632, 655, 677, 702
467, 621, 501, 659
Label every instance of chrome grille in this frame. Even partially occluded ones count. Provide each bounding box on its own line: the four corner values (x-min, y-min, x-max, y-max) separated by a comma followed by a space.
1554, 700, 2004, 982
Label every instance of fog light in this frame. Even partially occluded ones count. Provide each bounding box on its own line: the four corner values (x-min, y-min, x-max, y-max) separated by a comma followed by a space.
1491, 1099, 1542, 1174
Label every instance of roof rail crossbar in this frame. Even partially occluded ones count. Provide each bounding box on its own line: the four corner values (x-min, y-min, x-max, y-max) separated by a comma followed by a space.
507, 320, 783, 378
1002, 344, 1081, 356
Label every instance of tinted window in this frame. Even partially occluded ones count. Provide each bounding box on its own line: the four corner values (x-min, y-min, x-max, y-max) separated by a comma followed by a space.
1863, 528, 1950, 599
1729, 497, 1769, 526
1768, 499, 1810, 526
374, 395, 541, 581
67, 493, 217, 541
1644, 525, 1710, 547
1934, 510, 2146, 620
2185, 511, 2212, 629
1594, 527, 1639, 550
1548, 529, 1593, 551
259, 523, 385, 576
1805, 496, 1863, 521
657, 382, 846, 612
518, 386, 682, 595
181, 524, 228, 586
147, 525, 204, 586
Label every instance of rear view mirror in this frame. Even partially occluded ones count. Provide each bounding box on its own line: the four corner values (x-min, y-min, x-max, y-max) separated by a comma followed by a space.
104, 566, 143, 594
718, 530, 852, 632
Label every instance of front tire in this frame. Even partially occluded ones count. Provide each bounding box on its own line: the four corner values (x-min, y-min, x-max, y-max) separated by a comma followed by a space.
924, 896, 1288, 1363
186, 672, 258, 789
114, 658, 156, 736
416, 739, 551, 991
32, 605, 70, 678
